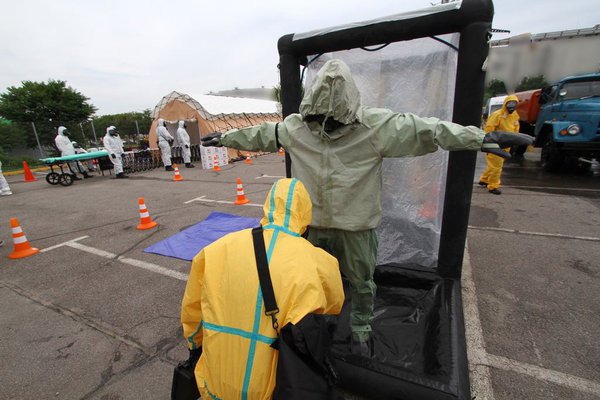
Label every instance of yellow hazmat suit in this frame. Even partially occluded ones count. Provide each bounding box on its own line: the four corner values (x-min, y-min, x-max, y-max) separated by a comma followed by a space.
479, 95, 520, 191
181, 178, 344, 400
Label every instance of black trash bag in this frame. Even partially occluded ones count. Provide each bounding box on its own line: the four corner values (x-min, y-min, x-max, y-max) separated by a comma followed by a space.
272, 314, 338, 400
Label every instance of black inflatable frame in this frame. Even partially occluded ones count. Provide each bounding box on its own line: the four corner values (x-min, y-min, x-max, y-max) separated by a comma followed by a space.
277, 1, 494, 399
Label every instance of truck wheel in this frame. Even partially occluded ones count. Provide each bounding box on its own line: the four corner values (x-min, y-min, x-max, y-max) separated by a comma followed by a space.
541, 138, 564, 172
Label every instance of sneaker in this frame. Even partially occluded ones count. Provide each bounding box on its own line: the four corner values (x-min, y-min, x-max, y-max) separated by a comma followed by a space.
489, 188, 502, 195
478, 181, 488, 187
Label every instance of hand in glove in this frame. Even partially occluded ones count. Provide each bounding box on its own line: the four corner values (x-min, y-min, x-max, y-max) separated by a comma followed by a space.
110, 153, 116, 159
168, 139, 174, 146
481, 131, 534, 159
201, 132, 223, 147
185, 144, 189, 149
183, 348, 202, 369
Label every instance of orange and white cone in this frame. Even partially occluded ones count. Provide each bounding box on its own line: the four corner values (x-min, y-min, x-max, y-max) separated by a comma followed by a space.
278, 147, 284, 156
245, 153, 252, 165
8, 218, 39, 259
234, 178, 249, 205
137, 197, 158, 230
213, 154, 221, 172
173, 164, 183, 181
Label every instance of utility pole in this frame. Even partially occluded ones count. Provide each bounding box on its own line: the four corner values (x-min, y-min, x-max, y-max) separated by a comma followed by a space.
31, 122, 45, 158
135, 120, 140, 136
90, 119, 98, 144
79, 122, 87, 142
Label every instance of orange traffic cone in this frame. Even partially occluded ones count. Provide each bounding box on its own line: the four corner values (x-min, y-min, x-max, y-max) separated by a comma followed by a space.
173, 164, 183, 181
234, 178, 249, 205
213, 155, 221, 172
23, 161, 36, 182
245, 153, 252, 165
136, 197, 158, 230
8, 218, 39, 259
278, 147, 284, 156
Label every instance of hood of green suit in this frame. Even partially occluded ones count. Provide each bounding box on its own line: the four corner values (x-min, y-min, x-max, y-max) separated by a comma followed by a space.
299, 59, 361, 126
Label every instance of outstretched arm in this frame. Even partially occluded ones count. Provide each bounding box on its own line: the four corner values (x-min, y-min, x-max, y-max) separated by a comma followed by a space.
204, 122, 289, 153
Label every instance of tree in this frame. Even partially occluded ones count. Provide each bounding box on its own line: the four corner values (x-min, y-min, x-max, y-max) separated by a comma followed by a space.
0, 118, 25, 153
91, 110, 153, 143
0, 80, 96, 148
515, 75, 549, 92
483, 79, 507, 104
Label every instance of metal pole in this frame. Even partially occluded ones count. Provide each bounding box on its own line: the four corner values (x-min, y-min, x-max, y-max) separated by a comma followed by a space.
135, 120, 140, 135
90, 119, 98, 144
79, 122, 87, 142
31, 122, 44, 158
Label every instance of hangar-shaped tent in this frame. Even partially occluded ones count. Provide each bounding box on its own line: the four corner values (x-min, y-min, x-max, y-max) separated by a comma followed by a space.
149, 91, 281, 159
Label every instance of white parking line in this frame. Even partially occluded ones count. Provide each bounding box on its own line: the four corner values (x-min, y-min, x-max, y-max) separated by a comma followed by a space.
255, 174, 285, 180
184, 195, 262, 207
42, 236, 188, 282
487, 354, 600, 396
462, 241, 495, 400
468, 225, 600, 242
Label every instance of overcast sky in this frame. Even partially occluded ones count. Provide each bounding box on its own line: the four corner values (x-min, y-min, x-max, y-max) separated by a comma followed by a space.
1, 0, 598, 115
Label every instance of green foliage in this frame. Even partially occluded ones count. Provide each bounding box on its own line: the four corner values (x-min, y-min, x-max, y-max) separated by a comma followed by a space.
483, 79, 507, 104
0, 80, 96, 148
0, 118, 26, 153
0, 148, 43, 170
515, 75, 549, 92
92, 110, 153, 144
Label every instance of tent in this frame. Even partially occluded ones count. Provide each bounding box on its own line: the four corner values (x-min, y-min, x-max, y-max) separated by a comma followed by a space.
148, 91, 281, 159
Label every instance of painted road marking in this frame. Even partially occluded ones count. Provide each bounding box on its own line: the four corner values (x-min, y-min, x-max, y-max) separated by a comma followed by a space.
42, 236, 188, 282
473, 183, 600, 193
462, 242, 495, 400
487, 354, 600, 396
468, 225, 600, 242
464, 241, 600, 397
255, 174, 285, 180
184, 195, 262, 208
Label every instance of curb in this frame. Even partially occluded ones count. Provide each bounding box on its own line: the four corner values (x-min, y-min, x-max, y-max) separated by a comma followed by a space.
3, 166, 50, 176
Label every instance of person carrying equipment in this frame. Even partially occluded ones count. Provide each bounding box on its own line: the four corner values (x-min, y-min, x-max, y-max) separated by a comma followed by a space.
181, 178, 344, 400
157, 118, 174, 171
479, 95, 520, 195
176, 121, 195, 168
201, 59, 532, 356
102, 126, 129, 179
54, 126, 93, 180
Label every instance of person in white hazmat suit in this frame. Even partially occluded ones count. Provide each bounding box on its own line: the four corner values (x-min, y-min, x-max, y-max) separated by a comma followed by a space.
176, 121, 195, 168
202, 59, 533, 356
0, 161, 12, 196
157, 118, 174, 171
103, 126, 129, 179
54, 126, 92, 180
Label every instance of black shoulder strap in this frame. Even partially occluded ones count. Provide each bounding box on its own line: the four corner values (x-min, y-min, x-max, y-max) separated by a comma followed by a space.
275, 123, 281, 149
252, 227, 279, 330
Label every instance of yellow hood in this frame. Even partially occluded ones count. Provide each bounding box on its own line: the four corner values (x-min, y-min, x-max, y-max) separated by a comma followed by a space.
260, 178, 312, 235
502, 94, 519, 112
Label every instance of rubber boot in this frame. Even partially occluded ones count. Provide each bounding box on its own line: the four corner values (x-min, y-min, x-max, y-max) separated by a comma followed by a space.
489, 188, 502, 195
165, 165, 174, 171
83, 171, 93, 179
71, 173, 82, 181
185, 163, 195, 168
116, 172, 129, 179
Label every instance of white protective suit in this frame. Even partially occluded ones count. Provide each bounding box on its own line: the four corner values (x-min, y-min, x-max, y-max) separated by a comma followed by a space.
156, 118, 173, 167
54, 126, 85, 174
176, 121, 191, 164
0, 161, 12, 195
102, 126, 125, 174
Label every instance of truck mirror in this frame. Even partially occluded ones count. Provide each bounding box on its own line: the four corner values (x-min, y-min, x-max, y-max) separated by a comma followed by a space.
559, 88, 567, 97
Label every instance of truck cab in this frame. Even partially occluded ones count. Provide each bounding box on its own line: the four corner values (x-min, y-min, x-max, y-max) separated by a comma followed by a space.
535, 73, 600, 171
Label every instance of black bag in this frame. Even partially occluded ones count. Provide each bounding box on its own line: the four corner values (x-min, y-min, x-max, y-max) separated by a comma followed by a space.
252, 227, 338, 400
171, 350, 201, 400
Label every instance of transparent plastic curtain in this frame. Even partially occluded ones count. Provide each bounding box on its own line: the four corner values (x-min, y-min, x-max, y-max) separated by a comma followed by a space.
304, 34, 459, 268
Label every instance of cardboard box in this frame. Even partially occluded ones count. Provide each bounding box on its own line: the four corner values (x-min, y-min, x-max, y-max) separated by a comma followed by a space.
200, 146, 229, 170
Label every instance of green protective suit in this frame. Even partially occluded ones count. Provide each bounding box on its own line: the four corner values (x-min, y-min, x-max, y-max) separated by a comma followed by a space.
221, 59, 485, 339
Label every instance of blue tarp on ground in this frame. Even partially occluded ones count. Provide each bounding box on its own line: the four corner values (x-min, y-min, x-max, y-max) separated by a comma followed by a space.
144, 211, 260, 261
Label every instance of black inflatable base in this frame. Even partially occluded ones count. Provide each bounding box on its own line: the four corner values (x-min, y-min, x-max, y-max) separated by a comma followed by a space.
332, 265, 470, 400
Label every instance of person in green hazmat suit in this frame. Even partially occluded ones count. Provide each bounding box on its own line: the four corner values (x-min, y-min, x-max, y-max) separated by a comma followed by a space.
202, 59, 532, 355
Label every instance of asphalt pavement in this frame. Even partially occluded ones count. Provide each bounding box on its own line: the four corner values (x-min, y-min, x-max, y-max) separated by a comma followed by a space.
0, 151, 598, 399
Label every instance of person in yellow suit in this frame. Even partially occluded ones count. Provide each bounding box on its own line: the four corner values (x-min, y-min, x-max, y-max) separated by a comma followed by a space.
181, 178, 344, 400
479, 95, 520, 195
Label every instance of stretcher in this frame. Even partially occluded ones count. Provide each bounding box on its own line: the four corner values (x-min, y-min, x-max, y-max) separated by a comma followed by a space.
40, 151, 108, 186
